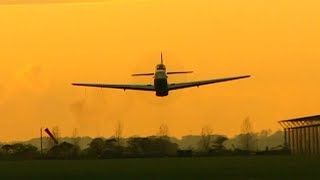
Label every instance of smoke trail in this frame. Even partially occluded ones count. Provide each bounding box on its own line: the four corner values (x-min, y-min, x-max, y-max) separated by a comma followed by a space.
69, 90, 109, 137
69, 89, 136, 138
69, 98, 90, 135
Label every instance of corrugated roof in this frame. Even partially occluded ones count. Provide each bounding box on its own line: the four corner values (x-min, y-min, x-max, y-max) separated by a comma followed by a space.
279, 115, 320, 129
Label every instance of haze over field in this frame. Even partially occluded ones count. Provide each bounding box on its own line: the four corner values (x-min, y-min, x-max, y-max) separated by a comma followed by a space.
0, 0, 320, 141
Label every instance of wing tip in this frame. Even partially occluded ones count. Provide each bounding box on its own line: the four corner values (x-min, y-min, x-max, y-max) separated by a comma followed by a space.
241, 75, 251, 78
72, 83, 82, 86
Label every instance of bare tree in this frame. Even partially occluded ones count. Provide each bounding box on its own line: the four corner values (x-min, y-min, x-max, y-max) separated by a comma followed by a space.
239, 117, 255, 151
157, 124, 169, 138
114, 120, 123, 145
72, 128, 81, 147
255, 129, 272, 151
198, 125, 213, 152
52, 126, 61, 140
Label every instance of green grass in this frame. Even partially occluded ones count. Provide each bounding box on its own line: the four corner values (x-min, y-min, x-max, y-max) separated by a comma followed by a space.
0, 156, 319, 179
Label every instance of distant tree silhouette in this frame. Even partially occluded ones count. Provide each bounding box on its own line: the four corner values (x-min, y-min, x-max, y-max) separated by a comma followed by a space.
101, 138, 123, 158
71, 128, 81, 147
52, 126, 61, 141
157, 124, 169, 139
1, 143, 38, 159
1, 144, 14, 156
114, 120, 123, 146
0, 130, 290, 160
198, 125, 213, 152
47, 142, 80, 159
126, 136, 178, 157
257, 129, 272, 150
211, 135, 228, 151
239, 117, 256, 151
82, 137, 124, 158
87, 138, 105, 158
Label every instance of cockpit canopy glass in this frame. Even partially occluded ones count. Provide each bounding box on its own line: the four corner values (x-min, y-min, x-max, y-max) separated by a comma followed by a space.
156, 64, 166, 70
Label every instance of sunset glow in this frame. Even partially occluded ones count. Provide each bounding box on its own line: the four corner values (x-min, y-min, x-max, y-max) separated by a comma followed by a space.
1, 0, 320, 141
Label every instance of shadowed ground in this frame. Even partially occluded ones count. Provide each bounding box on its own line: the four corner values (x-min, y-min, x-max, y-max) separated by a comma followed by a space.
0, 156, 319, 179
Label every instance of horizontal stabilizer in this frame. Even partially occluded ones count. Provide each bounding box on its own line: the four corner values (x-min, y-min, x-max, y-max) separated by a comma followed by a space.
131, 73, 155, 76
167, 71, 193, 75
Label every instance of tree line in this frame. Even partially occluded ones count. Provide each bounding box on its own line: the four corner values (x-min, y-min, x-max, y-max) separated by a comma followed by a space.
0, 118, 289, 160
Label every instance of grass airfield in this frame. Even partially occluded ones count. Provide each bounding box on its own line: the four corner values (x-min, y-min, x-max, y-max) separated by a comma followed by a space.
0, 156, 319, 180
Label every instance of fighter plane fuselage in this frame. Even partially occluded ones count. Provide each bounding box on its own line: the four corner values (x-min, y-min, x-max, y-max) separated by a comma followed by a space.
154, 64, 169, 97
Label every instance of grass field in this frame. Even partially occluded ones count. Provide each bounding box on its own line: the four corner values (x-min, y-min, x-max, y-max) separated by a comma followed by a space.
0, 156, 319, 179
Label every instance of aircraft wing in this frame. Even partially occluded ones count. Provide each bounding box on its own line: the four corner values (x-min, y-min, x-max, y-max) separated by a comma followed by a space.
168, 75, 251, 90
72, 83, 155, 91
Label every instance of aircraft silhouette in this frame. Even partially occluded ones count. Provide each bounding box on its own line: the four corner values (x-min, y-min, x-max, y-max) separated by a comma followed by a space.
72, 53, 251, 97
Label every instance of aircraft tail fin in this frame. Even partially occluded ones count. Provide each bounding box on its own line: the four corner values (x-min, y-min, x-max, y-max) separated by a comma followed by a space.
167, 71, 193, 75
132, 73, 155, 76
161, 52, 163, 64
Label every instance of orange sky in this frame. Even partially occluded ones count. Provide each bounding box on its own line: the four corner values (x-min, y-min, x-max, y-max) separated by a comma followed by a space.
0, 0, 320, 141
